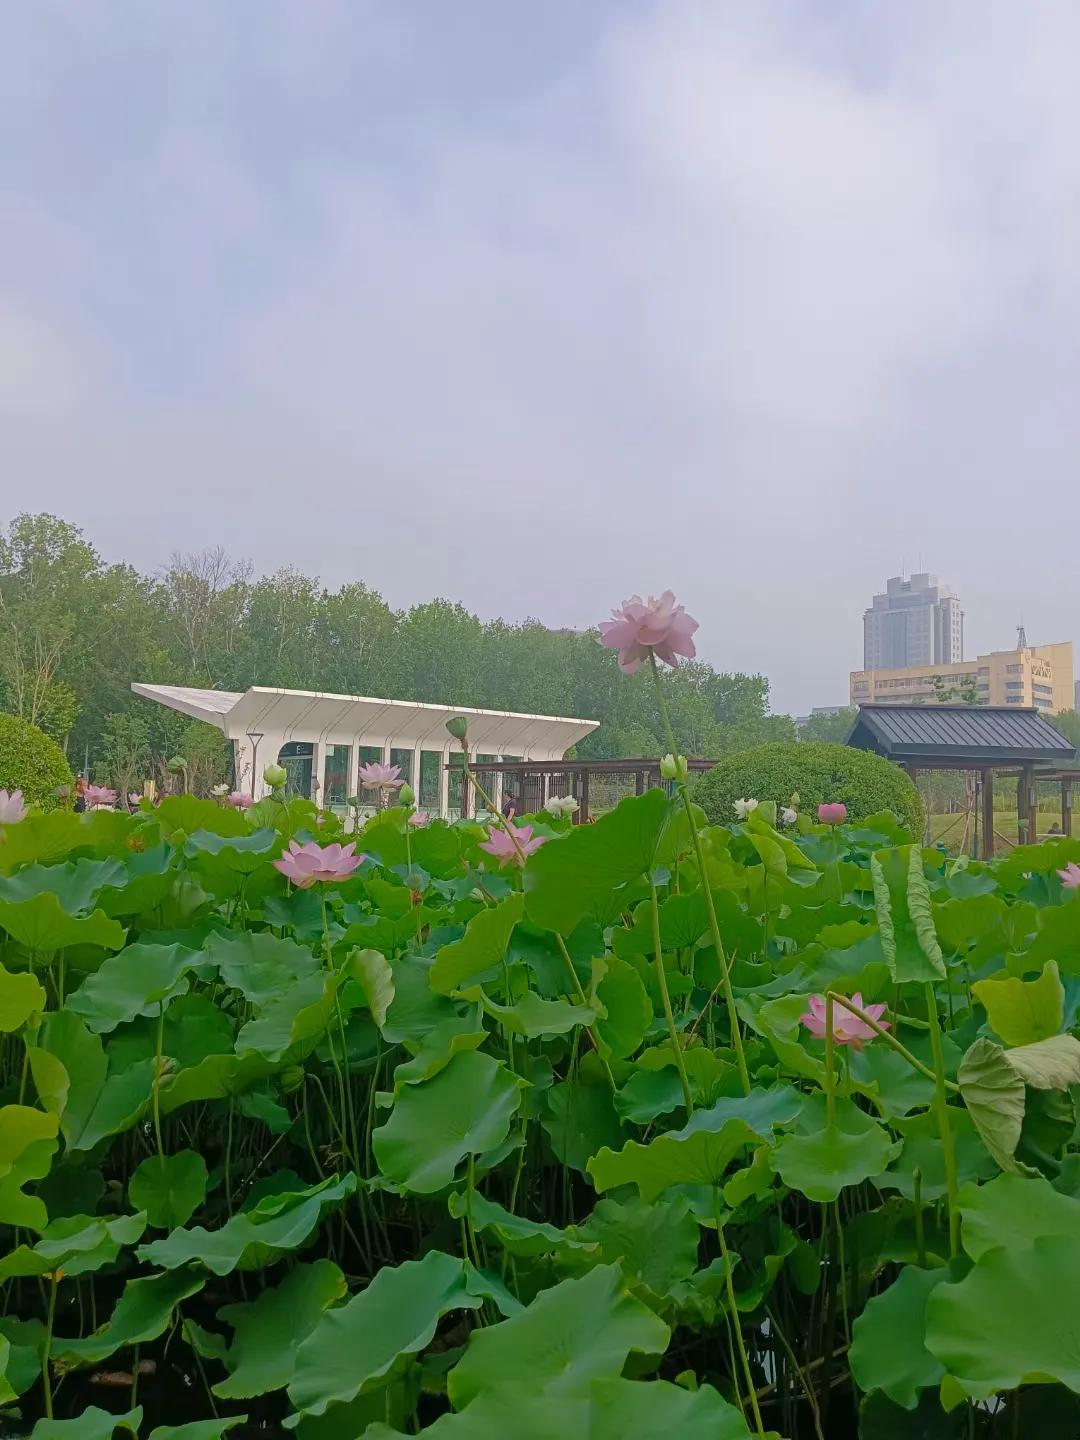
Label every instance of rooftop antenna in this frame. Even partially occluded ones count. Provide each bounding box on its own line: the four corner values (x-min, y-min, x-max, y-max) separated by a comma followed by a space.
1017, 616, 1028, 651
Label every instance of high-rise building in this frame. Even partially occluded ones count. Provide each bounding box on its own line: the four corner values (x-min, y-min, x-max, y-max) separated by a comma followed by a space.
863, 574, 963, 670
851, 641, 1074, 713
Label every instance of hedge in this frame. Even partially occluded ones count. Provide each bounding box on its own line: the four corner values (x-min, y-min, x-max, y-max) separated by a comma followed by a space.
694, 740, 923, 836
0, 712, 74, 810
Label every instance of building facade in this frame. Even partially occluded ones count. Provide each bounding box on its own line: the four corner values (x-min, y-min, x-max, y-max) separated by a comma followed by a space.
132, 684, 598, 820
863, 574, 963, 670
851, 641, 1074, 714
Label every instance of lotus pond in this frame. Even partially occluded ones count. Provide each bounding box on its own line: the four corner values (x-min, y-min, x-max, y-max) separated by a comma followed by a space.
2, 783, 1080, 1439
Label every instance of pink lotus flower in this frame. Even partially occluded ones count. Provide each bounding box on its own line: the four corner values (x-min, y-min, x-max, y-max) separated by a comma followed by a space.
818, 802, 847, 825
479, 822, 548, 867
273, 839, 364, 888
598, 591, 699, 675
357, 762, 403, 791
85, 784, 117, 809
0, 789, 27, 824
227, 792, 254, 809
128, 792, 143, 808
408, 810, 431, 827
800, 992, 889, 1050
1058, 862, 1080, 889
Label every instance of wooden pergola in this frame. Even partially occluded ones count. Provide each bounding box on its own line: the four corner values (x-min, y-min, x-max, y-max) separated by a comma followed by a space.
462, 757, 716, 823
846, 704, 1078, 858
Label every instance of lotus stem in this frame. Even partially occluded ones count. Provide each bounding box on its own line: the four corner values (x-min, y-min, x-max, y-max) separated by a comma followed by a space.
650, 880, 693, 1113
826, 993, 960, 1093
648, 652, 751, 1094
925, 980, 960, 1258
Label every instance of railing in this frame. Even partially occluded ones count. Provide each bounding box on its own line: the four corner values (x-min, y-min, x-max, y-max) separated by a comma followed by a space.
461, 758, 716, 822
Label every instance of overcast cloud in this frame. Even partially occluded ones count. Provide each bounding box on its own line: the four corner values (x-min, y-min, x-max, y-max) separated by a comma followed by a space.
2, 1, 1078, 713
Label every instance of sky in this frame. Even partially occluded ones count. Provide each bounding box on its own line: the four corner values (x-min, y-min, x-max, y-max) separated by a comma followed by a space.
2, 1, 1079, 716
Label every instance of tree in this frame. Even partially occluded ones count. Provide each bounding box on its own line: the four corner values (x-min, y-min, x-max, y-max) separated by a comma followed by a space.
928, 674, 982, 706
96, 711, 152, 799
800, 708, 858, 743
0, 513, 99, 738
1049, 710, 1080, 749
163, 546, 251, 684
1, 510, 799, 778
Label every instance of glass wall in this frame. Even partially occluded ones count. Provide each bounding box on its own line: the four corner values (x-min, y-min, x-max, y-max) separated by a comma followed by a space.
447, 752, 465, 821
322, 744, 351, 808
419, 751, 442, 811
278, 741, 313, 798
389, 748, 414, 786
476, 755, 500, 815
353, 746, 385, 814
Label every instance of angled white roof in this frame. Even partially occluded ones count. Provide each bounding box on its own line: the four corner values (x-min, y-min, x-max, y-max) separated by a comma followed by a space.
132, 684, 598, 759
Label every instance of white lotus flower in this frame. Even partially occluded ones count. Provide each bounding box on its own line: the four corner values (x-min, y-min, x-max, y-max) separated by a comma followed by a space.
211, 783, 230, 798
733, 798, 759, 819
781, 807, 797, 826
546, 795, 580, 818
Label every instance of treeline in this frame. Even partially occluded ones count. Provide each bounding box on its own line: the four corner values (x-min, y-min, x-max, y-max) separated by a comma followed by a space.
0, 513, 796, 784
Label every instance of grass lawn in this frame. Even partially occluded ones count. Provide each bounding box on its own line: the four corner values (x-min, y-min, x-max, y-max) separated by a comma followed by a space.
927, 807, 1066, 853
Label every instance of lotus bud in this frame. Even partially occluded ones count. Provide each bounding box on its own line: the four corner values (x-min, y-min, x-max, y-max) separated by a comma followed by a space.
660, 753, 688, 782
399, 782, 415, 806
167, 755, 188, 775
264, 763, 288, 789
446, 715, 469, 741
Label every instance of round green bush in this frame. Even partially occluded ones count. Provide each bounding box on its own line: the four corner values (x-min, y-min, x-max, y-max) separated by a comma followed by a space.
694, 740, 923, 836
0, 712, 74, 810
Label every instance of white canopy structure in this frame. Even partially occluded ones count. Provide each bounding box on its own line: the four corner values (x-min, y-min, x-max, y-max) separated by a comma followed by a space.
131, 683, 599, 818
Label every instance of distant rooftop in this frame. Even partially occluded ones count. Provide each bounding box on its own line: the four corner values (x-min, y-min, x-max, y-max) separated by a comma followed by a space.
131, 683, 598, 758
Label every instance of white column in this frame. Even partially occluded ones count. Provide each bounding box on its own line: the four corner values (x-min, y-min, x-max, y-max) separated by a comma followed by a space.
346, 743, 360, 801
251, 736, 284, 800
412, 741, 423, 803
439, 740, 452, 819
493, 756, 504, 814
310, 740, 325, 806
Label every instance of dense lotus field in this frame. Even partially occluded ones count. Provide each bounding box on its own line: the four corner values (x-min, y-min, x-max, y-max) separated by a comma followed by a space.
2, 776, 1080, 1439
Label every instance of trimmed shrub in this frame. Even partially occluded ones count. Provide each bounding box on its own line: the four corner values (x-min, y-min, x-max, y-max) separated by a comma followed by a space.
694, 740, 923, 835
0, 711, 74, 810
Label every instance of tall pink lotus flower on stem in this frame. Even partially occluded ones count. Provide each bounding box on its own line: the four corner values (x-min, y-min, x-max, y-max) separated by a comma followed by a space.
818, 802, 847, 825
598, 591, 699, 675
801, 992, 889, 1050
357, 762, 403, 792
1058, 862, 1080, 889
273, 839, 364, 888
0, 789, 27, 824
479, 822, 547, 867
85, 784, 117, 809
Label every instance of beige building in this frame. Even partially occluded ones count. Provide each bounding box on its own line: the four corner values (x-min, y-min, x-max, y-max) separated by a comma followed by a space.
850, 642, 1074, 714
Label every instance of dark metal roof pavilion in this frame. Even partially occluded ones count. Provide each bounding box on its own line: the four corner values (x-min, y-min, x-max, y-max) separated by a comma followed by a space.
846, 704, 1075, 767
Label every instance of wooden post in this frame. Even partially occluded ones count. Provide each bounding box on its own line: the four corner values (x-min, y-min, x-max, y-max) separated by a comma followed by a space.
982, 768, 995, 859
1064, 779, 1073, 838
635, 769, 645, 796
1018, 764, 1035, 845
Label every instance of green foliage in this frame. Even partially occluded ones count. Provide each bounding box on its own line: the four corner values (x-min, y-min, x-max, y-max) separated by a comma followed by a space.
694, 738, 923, 834
798, 707, 858, 742
2, 768, 1080, 1434
1, 512, 796, 776
0, 711, 73, 809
